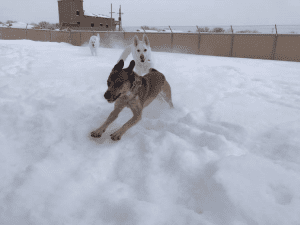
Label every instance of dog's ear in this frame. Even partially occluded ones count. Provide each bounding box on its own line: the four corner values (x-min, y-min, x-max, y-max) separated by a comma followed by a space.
143, 34, 150, 46
113, 60, 124, 71
133, 35, 139, 47
124, 60, 135, 73
124, 60, 136, 85
128, 60, 135, 72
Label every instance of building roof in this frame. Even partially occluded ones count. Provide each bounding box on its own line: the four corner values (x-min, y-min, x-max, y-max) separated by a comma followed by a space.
83, 11, 110, 18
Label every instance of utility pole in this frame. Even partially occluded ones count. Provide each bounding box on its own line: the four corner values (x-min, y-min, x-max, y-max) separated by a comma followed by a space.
118, 5, 124, 31
109, 3, 115, 30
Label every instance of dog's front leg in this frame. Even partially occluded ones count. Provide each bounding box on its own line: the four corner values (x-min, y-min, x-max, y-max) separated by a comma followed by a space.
110, 103, 142, 141
91, 100, 126, 138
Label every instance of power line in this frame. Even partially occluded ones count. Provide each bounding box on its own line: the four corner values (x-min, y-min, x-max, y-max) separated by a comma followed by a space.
117, 5, 124, 31
109, 3, 115, 30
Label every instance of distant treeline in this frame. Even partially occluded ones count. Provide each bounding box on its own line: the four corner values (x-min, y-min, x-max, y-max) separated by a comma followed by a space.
140, 25, 260, 33
0, 20, 60, 30
196, 26, 260, 33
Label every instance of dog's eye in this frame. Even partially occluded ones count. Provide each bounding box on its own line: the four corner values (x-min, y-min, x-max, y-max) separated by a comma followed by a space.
137, 49, 140, 52
144, 49, 147, 52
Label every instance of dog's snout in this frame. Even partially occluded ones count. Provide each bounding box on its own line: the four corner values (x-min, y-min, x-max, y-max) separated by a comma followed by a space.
104, 91, 111, 100
140, 54, 144, 60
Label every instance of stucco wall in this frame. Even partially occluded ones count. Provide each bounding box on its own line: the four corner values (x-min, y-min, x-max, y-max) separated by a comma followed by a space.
1, 28, 300, 62
232, 34, 275, 59
274, 35, 300, 62
199, 34, 232, 56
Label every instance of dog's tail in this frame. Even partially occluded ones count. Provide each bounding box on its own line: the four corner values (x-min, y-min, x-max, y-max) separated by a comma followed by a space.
117, 45, 132, 63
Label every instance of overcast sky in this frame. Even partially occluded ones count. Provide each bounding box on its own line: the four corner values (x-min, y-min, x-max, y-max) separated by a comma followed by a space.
1, 0, 299, 27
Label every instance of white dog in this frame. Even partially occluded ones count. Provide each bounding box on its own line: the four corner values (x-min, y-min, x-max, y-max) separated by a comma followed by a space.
89, 34, 100, 56
118, 34, 153, 76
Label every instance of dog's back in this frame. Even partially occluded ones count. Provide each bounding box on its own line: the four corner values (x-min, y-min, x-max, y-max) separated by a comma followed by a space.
137, 69, 167, 107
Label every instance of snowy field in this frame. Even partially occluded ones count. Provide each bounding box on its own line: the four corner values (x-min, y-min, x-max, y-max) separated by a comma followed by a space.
1, 39, 300, 225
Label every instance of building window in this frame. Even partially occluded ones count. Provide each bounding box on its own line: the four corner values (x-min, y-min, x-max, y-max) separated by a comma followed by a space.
91, 23, 94, 27
106, 24, 108, 28
100, 23, 103, 26
77, 22, 80, 25
76, 10, 80, 16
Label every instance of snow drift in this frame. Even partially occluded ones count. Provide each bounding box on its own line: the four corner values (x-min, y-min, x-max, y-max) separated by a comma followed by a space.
1, 40, 300, 225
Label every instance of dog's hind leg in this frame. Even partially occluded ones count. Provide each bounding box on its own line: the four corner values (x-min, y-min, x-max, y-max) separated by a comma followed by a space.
160, 80, 174, 108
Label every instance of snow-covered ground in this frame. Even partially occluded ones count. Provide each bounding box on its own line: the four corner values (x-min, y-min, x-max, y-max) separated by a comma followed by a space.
1, 39, 300, 225
135, 29, 184, 33
136, 29, 159, 33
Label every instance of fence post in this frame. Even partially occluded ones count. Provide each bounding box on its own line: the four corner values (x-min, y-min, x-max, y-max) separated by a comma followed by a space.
169, 25, 173, 52
230, 25, 234, 57
271, 24, 278, 60
69, 29, 73, 45
123, 30, 126, 48
196, 26, 201, 54
79, 31, 81, 46
25, 24, 28, 40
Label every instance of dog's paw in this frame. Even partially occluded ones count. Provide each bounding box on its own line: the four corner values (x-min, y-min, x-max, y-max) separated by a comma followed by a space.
91, 129, 105, 138
110, 130, 123, 141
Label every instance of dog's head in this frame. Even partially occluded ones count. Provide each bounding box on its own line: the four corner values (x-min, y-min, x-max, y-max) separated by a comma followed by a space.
104, 60, 136, 103
90, 35, 100, 45
132, 34, 151, 63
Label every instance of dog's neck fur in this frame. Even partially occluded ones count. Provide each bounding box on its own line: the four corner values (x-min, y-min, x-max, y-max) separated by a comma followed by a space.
134, 59, 152, 76
130, 72, 142, 92
125, 72, 144, 100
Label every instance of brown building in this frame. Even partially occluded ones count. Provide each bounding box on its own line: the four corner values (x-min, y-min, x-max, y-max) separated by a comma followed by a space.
57, 0, 116, 31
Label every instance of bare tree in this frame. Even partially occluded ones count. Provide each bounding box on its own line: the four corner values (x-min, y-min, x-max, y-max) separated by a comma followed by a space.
6, 20, 16, 27
38, 21, 51, 29
212, 27, 225, 33
197, 27, 210, 33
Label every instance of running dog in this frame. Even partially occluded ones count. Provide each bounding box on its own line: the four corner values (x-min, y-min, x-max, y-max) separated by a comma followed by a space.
91, 59, 173, 141
89, 34, 100, 56
118, 34, 152, 76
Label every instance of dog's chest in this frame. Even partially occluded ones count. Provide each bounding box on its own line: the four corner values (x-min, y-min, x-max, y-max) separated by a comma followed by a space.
135, 61, 152, 76
125, 95, 142, 111
125, 91, 138, 104
125, 90, 135, 99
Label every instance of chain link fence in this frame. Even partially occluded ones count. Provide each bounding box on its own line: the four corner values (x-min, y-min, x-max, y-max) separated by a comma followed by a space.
123, 25, 300, 34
